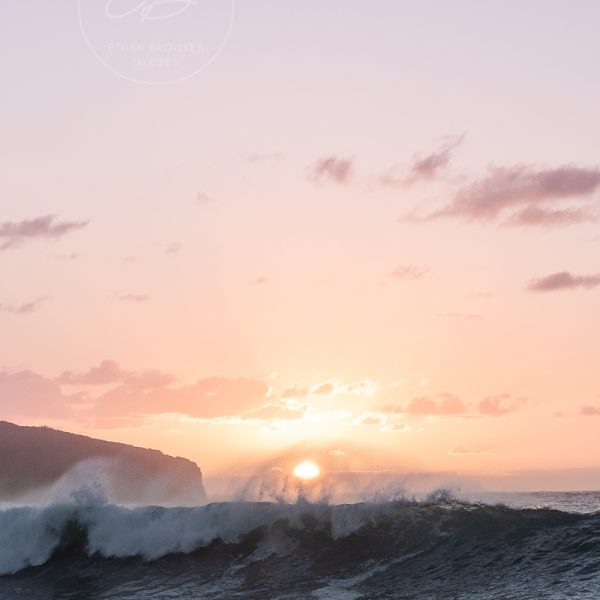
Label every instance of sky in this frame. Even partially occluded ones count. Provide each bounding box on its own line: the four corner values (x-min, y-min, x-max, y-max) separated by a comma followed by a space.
2, 1, 600, 486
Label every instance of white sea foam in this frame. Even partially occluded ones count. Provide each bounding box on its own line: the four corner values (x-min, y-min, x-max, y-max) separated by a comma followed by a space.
0, 464, 470, 576
0, 494, 407, 575
0, 504, 72, 574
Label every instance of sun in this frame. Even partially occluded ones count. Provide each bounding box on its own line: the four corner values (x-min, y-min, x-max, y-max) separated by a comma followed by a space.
293, 460, 321, 480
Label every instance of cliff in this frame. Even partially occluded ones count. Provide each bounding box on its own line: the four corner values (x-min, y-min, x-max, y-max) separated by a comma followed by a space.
0, 421, 207, 505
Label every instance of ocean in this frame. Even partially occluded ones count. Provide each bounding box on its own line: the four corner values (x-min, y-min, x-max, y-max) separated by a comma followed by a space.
1, 491, 600, 599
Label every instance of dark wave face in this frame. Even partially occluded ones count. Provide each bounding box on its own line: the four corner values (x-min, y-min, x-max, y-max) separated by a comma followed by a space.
2, 498, 600, 599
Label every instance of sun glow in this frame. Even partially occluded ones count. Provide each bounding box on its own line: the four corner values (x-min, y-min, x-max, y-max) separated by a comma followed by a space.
293, 460, 321, 480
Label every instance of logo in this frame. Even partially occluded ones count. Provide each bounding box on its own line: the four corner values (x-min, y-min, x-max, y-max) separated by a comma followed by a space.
78, 0, 235, 84
104, 0, 199, 23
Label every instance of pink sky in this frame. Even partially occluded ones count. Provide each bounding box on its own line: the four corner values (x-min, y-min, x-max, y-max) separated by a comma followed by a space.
2, 1, 600, 485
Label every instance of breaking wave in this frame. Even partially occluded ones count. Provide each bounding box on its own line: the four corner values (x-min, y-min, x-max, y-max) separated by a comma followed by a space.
2, 491, 600, 599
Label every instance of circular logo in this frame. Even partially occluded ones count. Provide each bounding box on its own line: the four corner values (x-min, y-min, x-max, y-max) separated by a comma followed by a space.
78, 0, 235, 84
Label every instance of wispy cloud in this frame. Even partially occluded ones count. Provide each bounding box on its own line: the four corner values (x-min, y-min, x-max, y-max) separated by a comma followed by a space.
380, 421, 411, 432
117, 293, 149, 303
196, 192, 216, 206
381, 134, 464, 186
383, 392, 526, 419
0, 370, 77, 419
164, 242, 182, 255
54, 252, 83, 261
281, 379, 376, 400
329, 449, 345, 456
504, 205, 596, 227
406, 393, 467, 415
1, 365, 270, 426
57, 360, 128, 386
0, 215, 88, 250
312, 382, 335, 395
527, 272, 600, 293
245, 151, 284, 163
447, 446, 493, 456
281, 386, 309, 399
353, 412, 385, 426
580, 406, 600, 416
411, 165, 600, 226
0, 297, 48, 315
478, 394, 526, 416
384, 393, 468, 416
389, 265, 428, 280
310, 156, 353, 184
56, 360, 174, 389
242, 401, 307, 422
94, 377, 271, 422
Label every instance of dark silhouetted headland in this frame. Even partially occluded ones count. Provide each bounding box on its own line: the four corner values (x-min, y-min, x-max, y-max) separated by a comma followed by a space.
0, 421, 206, 505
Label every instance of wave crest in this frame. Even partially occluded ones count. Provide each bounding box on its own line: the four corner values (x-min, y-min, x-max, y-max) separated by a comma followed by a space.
1, 496, 598, 577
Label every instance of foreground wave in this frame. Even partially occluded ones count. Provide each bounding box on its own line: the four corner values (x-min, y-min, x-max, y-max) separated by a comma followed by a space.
2, 498, 600, 599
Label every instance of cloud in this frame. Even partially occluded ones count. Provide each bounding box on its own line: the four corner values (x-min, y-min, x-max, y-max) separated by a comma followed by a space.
1, 363, 272, 427
353, 412, 385, 426
54, 252, 83, 261
196, 192, 216, 206
0, 215, 88, 250
281, 386, 309, 399
251, 277, 267, 285
281, 380, 376, 400
504, 205, 596, 227
0, 297, 47, 315
447, 446, 493, 456
352, 412, 409, 432
243, 401, 307, 422
478, 394, 526, 417
381, 134, 464, 186
580, 406, 600, 416
0, 370, 77, 419
311, 156, 353, 184
409, 135, 463, 181
383, 392, 525, 419
416, 165, 600, 225
343, 380, 378, 397
93, 377, 271, 423
258, 422, 288, 433
384, 393, 468, 416
245, 152, 283, 163
329, 449, 345, 456
117, 293, 149, 303
56, 360, 174, 389
164, 243, 182, 255
406, 394, 467, 415
527, 272, 600, 293
380, 421, 411, 432
57, 360, 128, 385
389, 265, 428, 280
312, 382, 335, 396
